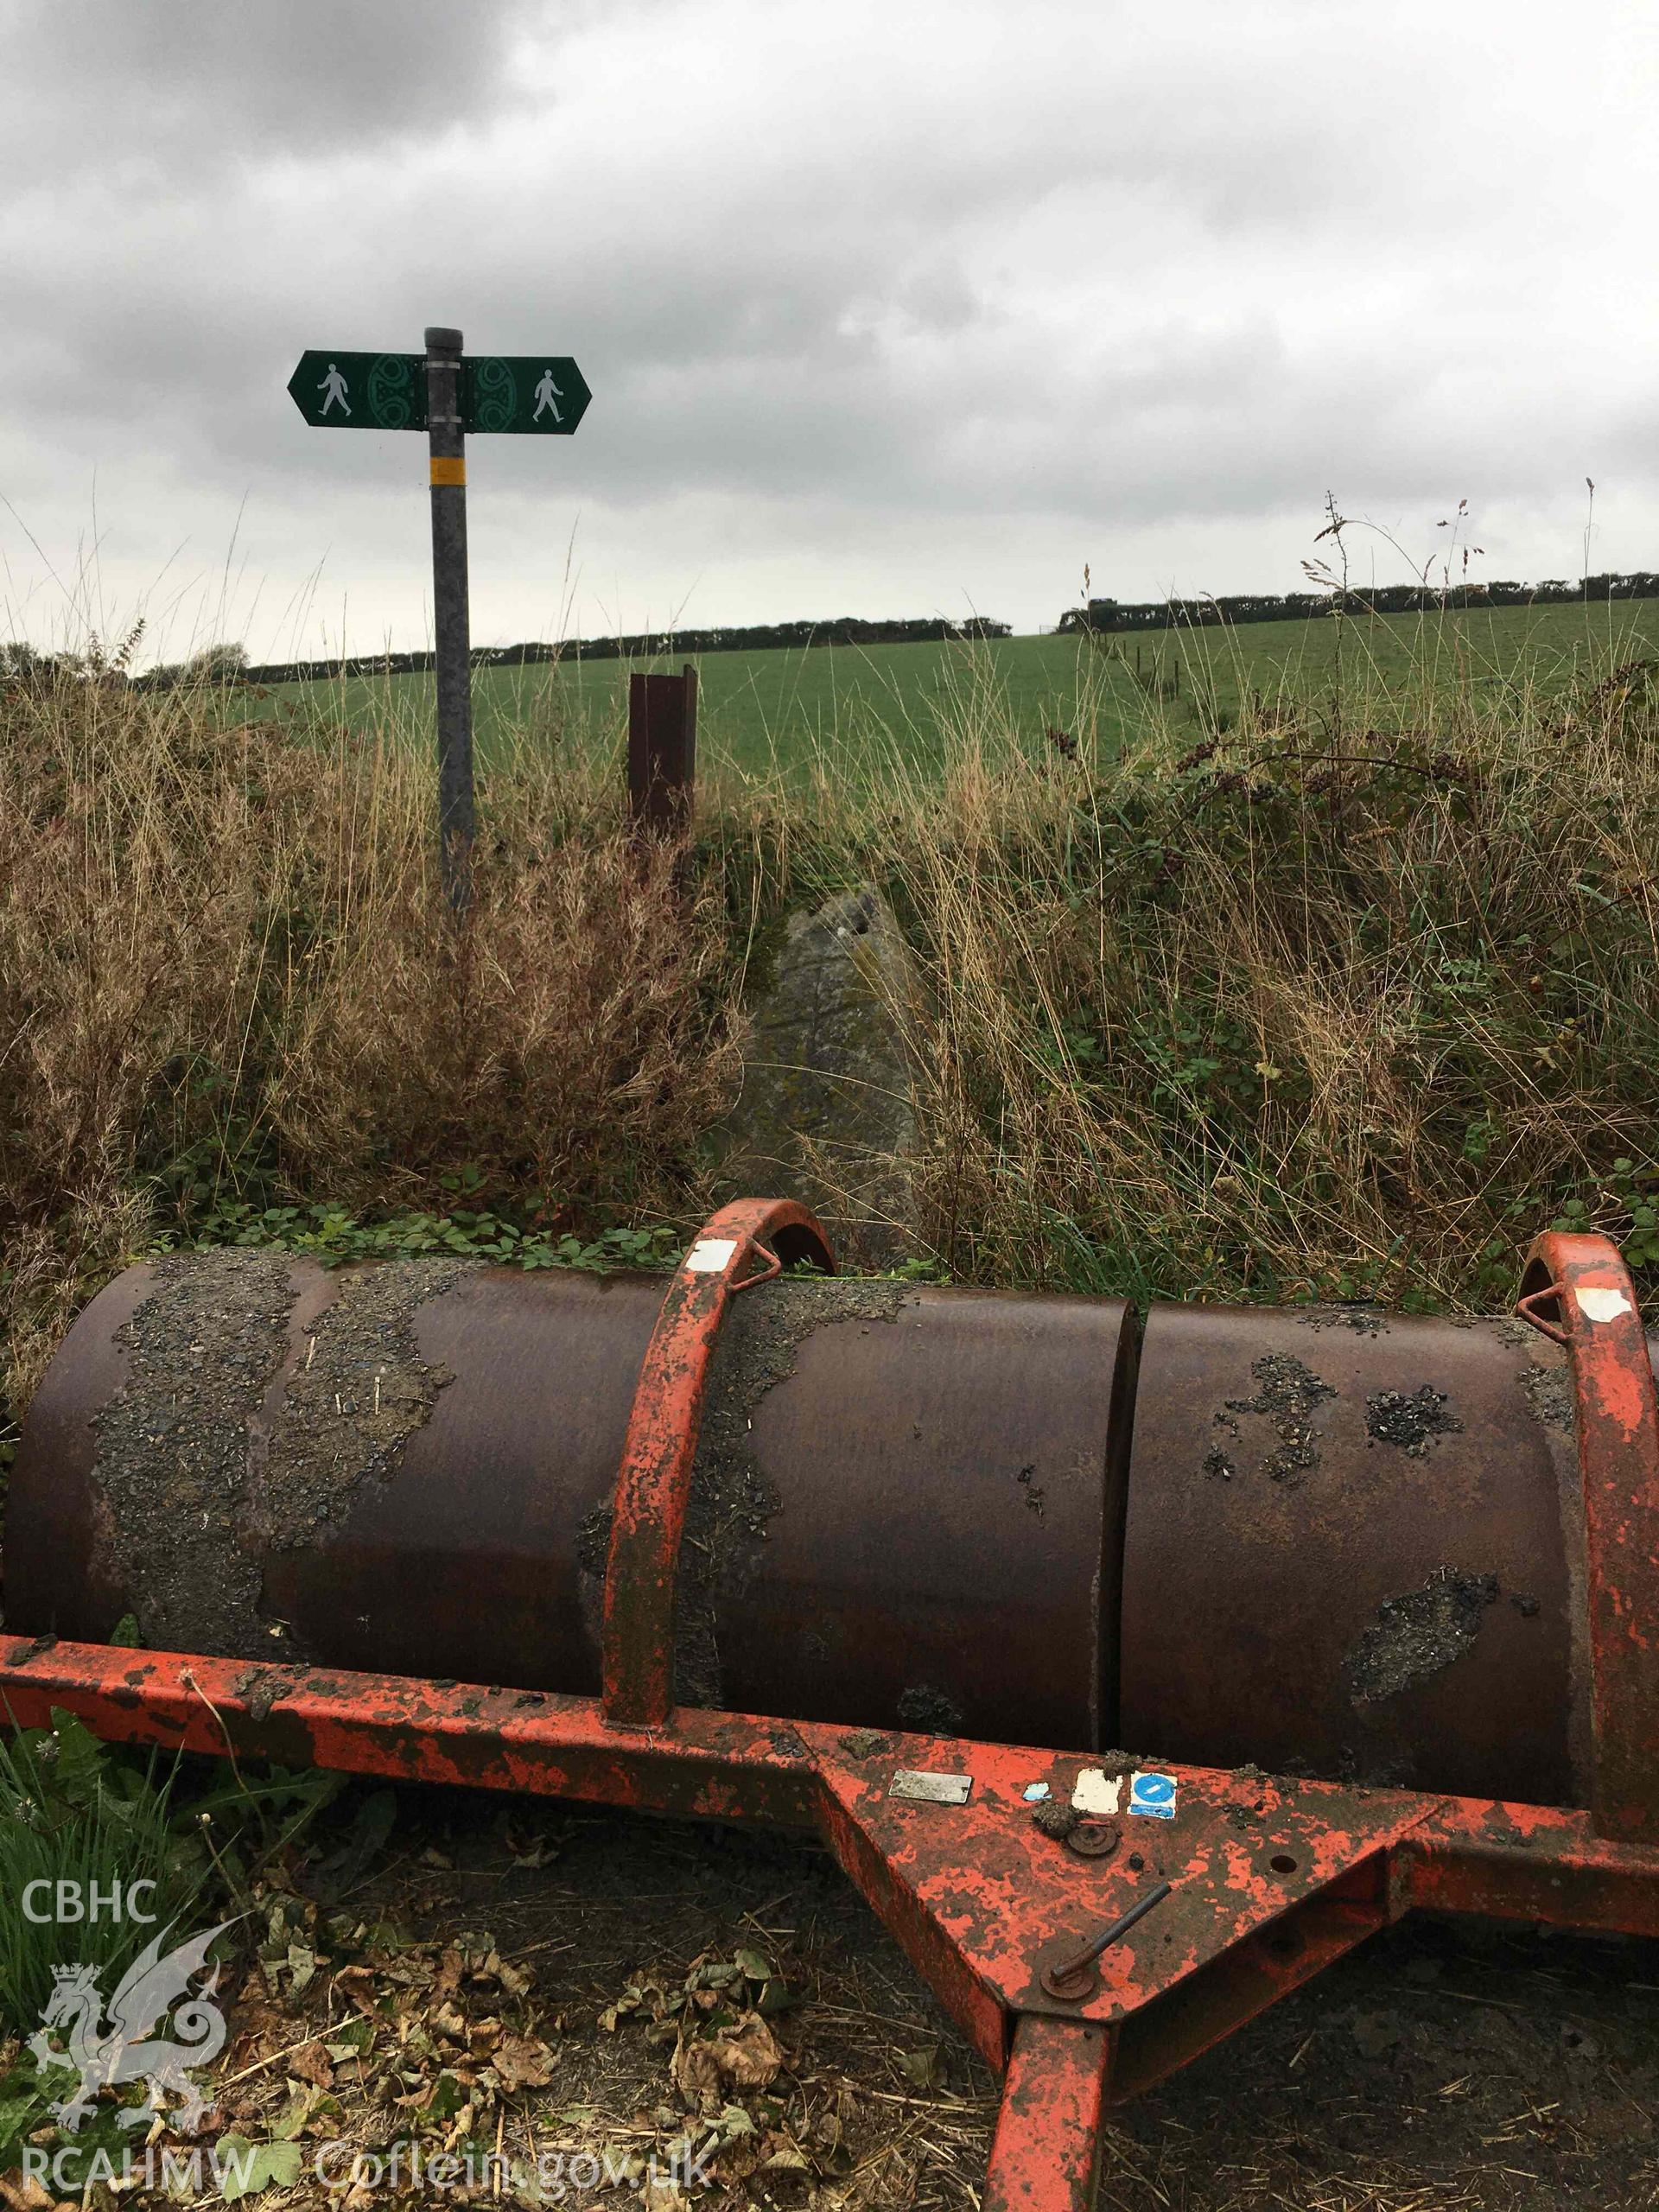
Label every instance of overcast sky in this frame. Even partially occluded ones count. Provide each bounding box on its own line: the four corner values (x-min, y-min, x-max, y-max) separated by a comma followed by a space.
3, 0, 1655, 662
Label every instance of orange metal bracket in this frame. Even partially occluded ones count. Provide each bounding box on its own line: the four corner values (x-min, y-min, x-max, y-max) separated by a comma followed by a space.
1516, 1230, 1659, 1842
601, 1199, 834, 1731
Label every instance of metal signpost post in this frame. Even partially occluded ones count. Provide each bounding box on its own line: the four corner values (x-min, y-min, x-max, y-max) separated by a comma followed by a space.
287, 338, 593, 915
424, 327, 473, 912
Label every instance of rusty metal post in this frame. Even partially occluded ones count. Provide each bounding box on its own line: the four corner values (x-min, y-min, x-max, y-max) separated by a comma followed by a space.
425, 325, 474, 916
627, 663, 697, 841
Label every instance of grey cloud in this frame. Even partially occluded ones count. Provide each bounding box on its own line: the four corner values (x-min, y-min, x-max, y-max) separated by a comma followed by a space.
3, 0, 541, 168
2, 0, 1654, 654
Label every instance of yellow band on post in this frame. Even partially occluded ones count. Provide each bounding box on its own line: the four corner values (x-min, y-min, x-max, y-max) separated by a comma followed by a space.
429, 456, 466, 487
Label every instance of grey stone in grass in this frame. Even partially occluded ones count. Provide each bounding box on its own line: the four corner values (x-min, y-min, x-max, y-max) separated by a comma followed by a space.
711, 884, 920, 1268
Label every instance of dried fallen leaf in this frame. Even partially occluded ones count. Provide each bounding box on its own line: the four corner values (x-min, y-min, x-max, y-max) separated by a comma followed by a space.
675, 2040, 726, 2108
285, 1940, 320, 1997
287, 2041, 334, 2088
599, 1981, 651, 2034
714, 2014, 784, 2090
0, 2172, 53, 2211
493, 2035, 556, 2091
897, 2043, 947, 2092
762, 2139, 811, 2172
673, 2011, 784, 2106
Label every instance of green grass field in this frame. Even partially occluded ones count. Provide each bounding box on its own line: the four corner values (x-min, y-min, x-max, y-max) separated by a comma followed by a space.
255, 597, 1659, 787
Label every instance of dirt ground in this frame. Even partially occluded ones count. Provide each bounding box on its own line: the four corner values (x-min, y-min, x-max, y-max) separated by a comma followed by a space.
191, 1783, 1659, 2210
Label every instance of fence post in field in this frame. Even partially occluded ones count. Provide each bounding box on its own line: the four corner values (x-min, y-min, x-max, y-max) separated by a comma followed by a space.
627, 664, 698, 843
425, 325, 475, 917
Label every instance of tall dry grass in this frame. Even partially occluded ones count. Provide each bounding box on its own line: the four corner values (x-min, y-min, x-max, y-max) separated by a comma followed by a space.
0, 669, 742, 1414
872, 642, 1659, 1307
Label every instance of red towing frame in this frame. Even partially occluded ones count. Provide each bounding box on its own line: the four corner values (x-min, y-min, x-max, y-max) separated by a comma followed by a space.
3, 1205, 1656, 2209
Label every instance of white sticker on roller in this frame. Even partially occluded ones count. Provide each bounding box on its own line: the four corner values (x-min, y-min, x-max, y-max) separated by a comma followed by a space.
1577, 1286, 1634, 1324
888, 1769, 973, 1805
684, 1237, 739, 1274
1022, 1782, 1051, 1803
1071, 1769, 1123, 1816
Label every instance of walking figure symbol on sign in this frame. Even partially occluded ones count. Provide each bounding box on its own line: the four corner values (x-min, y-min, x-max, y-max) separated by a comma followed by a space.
533, 367, 563, 423
318, 363, 351, 416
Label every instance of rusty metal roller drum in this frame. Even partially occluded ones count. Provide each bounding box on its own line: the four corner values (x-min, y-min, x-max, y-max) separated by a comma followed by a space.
4, 1251, 1619, 1804
3, 1251, 1137, 1756
1119, 1302, 1593, 1808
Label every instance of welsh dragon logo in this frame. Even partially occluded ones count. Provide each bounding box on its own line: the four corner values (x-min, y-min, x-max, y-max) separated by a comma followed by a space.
28, 1922, 235, 2133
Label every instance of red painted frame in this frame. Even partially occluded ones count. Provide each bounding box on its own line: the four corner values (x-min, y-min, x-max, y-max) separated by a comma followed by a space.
3, 1217, 1656, 2210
